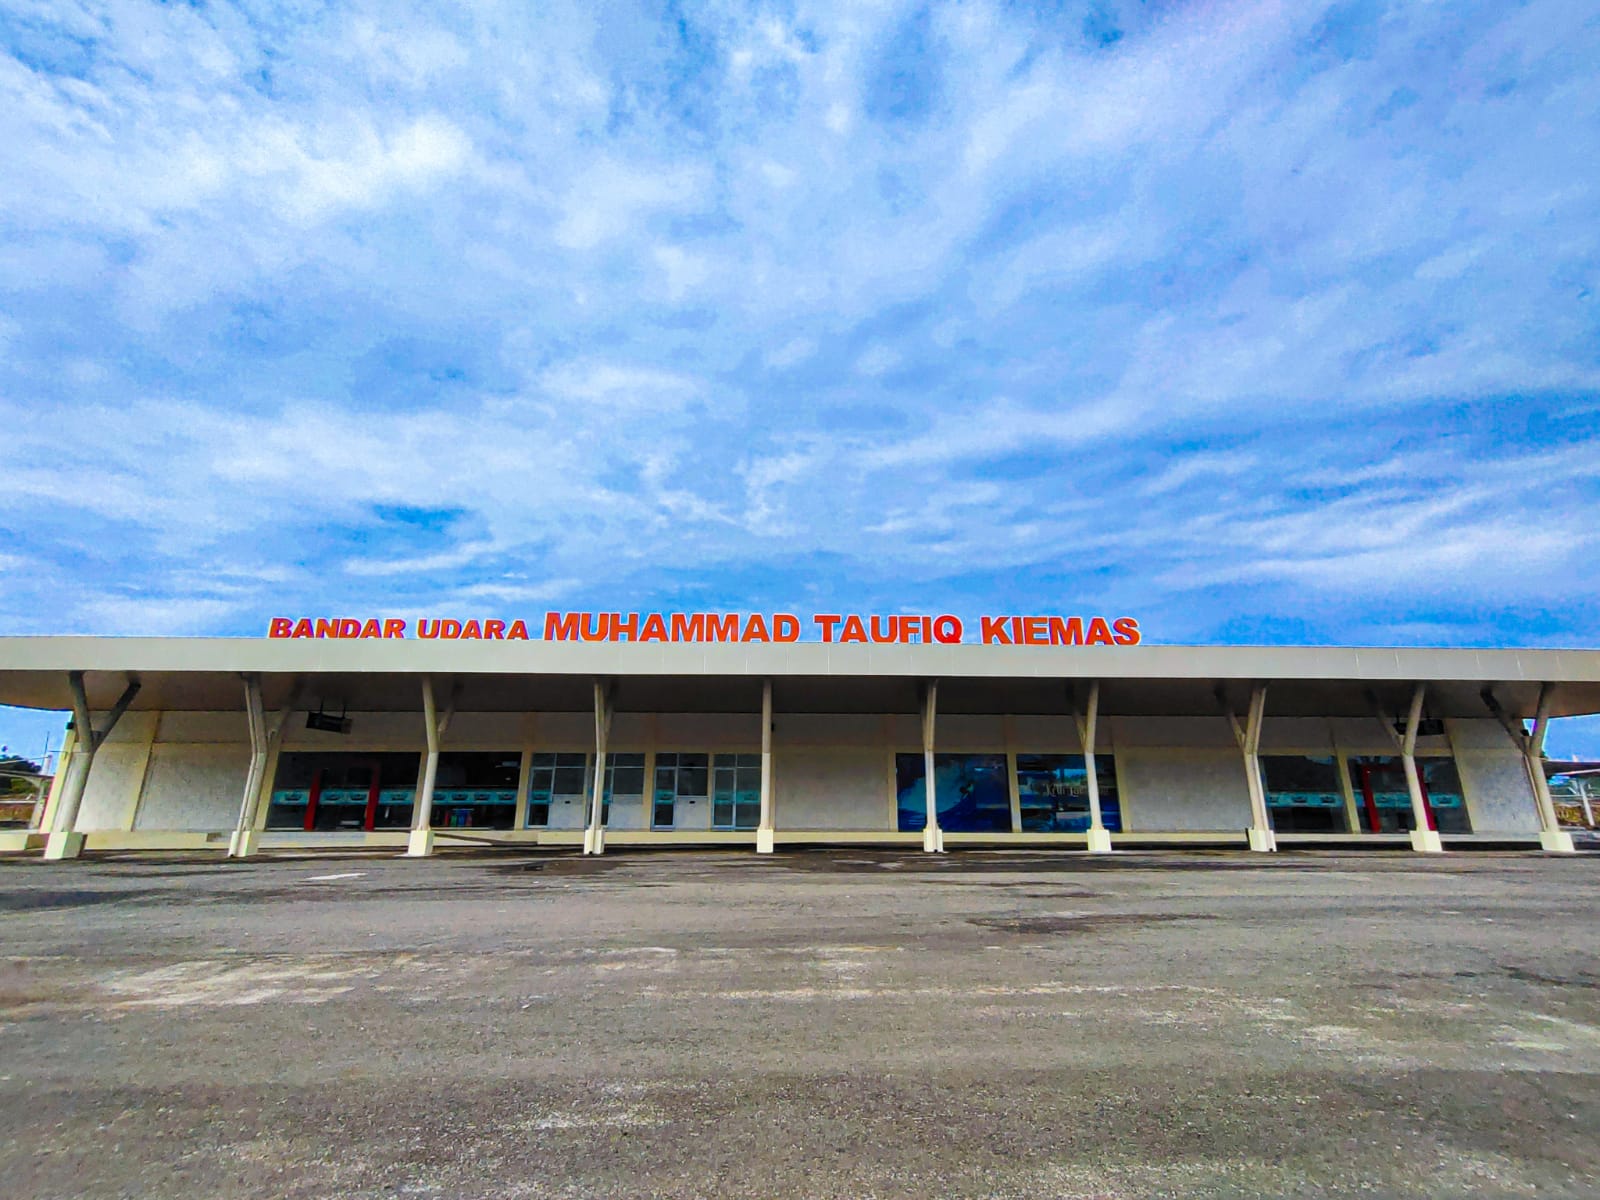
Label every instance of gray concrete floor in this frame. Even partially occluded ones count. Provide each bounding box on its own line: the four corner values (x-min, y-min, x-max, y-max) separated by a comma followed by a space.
2, 848, 1599, 1199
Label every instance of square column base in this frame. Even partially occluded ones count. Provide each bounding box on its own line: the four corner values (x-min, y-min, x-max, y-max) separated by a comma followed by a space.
1409, 828, 1445, 854
923, 825, 945, 853
228, 830, 262, 858
583, 827, 605, 856
43, 831, 86, 861
1085, 826, 1113, 854
1247, 827, 1277, 853
1540, 828, 1577, 854
756, 828, 775, 854
407, 829, 435, 857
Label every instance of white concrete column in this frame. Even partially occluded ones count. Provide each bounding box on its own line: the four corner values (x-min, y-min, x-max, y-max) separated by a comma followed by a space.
1075, 681, 1112, 853
43, 743, 92, 860
756, 678, 775, 854
1400, 682, 1443, 854
408, 675, 442, 858
921, 680, 943, 853
585, 680, 612, 855
1244, 684, 1275, 852
228, 675, 268, 859
1222, 683, 1274, 852
1525, 684, 1576, 854
44, 672, 98, 860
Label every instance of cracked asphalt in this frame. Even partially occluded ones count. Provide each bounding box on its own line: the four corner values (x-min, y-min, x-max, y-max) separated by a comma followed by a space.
2, 847, 1599, 1199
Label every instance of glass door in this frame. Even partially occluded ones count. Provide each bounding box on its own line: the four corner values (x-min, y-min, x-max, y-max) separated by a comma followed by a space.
525, 753, 591, 828
712, 753, 761, 830
652, 752, 708, 829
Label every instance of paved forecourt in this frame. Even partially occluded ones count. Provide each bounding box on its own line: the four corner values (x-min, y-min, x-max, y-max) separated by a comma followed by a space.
3, 847, 1600, 1198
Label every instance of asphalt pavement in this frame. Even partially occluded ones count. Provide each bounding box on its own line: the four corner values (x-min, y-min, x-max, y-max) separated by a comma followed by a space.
2, 847, 1599, 1199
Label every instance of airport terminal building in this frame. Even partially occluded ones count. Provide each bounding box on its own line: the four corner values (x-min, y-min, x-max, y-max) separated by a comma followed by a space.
0, 619, 1595, 860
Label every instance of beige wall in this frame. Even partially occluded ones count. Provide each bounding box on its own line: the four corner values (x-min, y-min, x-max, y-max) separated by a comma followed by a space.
774, 748, 888, 830
1118, 747, 1253, 832
132, 744, 248, 831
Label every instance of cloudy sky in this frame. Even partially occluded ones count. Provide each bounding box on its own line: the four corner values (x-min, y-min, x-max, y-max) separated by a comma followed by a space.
1, 0, 1597, 754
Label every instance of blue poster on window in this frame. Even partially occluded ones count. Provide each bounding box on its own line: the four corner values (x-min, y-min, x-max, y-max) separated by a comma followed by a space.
897, 753, 1012, 832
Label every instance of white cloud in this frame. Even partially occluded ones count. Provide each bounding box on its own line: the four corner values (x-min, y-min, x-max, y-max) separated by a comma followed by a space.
0, 0, 1596, 662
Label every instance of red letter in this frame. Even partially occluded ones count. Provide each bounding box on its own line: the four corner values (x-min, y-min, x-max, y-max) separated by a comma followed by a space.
544, 612, 580, 641
507, 619, 529, 640
292, 618, 313, 638
980, 616, 1011, 645
577, 614, 608, 642
484, 619, 505, 639
840, 614, 868, 643
339, 618, 361, 638
417, 619, 438, 639
814, 614, 841, 642
670, 613, 706, 641
461, 619, 482, 639
316, 618, 339, 639
933, 615, 963, 644
869, 616, 899, 644
1048, 617, 1085, 646
269, 618, 292, 638
742, 614, 770, 642
360, 618, 382, 638
773, 614, 800, 642
1112, 617, 1141, 646
610, 613, 638, 642
1086, 617, 1114, 645
706, 613, 740, 641
639, 613, 668, 642
440, 619, 462, 639
1023, 616, 1048, 646
383, 618, 405, 638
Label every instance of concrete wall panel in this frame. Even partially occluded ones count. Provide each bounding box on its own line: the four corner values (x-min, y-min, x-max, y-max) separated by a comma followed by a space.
775, 714, 889, 748
1118, 748, 1252, 831
445, 712, 535, 746
98, 711, 158, 746
158, 712, 251, 744
534, 712, 591, 747
1009, 714, 1081, 751
78, 745, 148, 830
133, 744, 248, 831
887, 714, 921, 747
656, 712, 759, 748
936, 715, 1006, 748
1456, 751, 1540, 834
775, 748, 889, 830
1111, 717, 1235, 749
1448, 717, 1521, 753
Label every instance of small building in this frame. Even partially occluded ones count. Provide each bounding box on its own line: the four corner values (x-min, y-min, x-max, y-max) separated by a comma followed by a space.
0, 635, 1594, 859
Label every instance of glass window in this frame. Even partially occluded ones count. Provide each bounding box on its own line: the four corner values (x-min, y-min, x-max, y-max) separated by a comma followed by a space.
1348, 756, 1471, 834
267, 752, 422, 831
712, 753, 762, 829
1014, 754, 1121, 832
653, 752, 708, 829
1260, 755, 1348, 833
526, 752, 591, 828
896, 753, 1012, 833
428, 752, 520, 830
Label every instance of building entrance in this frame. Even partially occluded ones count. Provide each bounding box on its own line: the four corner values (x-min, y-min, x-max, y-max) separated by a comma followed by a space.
267, 752, 421, 831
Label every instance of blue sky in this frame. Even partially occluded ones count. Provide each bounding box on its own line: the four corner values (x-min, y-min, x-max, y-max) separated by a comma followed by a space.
1, 0, 1598, 757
